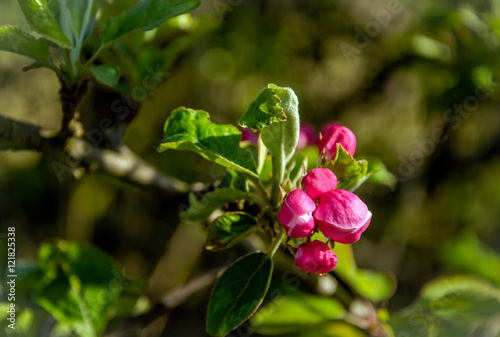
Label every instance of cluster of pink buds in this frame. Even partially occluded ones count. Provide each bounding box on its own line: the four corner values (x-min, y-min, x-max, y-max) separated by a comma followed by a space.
279, 125, 371, 275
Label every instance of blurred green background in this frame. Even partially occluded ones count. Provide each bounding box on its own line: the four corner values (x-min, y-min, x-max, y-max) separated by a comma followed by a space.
1, 0, 500, 336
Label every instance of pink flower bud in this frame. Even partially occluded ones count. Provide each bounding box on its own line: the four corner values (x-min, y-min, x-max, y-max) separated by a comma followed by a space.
278, 189, 316, 238
296, 123, 319, 150
302, 168, 338, 200
239, 128, 258, 145
295, 240, 338, 274
313, 190, 372, 244
319, 125, 356, 161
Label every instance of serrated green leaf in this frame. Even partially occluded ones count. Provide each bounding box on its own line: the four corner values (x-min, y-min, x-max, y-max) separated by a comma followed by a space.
322, 145, 368, 192
102, 0, 200, 43
182, 188, 257, 222
17, 0, 71, 48
206, 212, 259, 251
238, 84, 287, 130
251, 292, 345, 335
0, 25, 51, 63
159, 107, 258, 177
241, 84, 299, 164
90, 64, 120, 87
207, 252, 273, 337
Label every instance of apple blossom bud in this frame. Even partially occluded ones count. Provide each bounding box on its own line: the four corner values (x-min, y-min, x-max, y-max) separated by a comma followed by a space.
319, 125, 356, 161
313, 189, 372, 244
278, 189, 316, 238
239, 127, 258, 145
295, 240, 338, 274
302, 168, 338, 200
296, 123, 319, 150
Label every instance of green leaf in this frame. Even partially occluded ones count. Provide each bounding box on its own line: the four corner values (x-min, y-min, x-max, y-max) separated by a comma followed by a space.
206, 212, 260, 251
90, 65, 120, 87
159, 107, 258, 177
334, 243, 396, 302
32, 241, 129, 337
102, 0, 200, 43
441, 233, 500, 287
58, 0, 94, 46
251, 292, 345, 335
238, 83, 288, 130
0, 25, 51, 63
240, 84, 300, 164
322, 145, 368, 192
17, 0, 71, 48
182, 188, 258, 222
390, 275, 500, 337
365, 156, 397, 189
207, 252, 273, 337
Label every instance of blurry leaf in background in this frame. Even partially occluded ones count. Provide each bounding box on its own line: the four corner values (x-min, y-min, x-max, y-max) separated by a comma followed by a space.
17, 0, 71, 48
0, 25, 51, 63
159, 107, 258, 177
205, 212, 260, 251
251, 290, 345, 335
334, 242, 396, 302
2, 241, 146, 337
364, 156, 397, 189
390, 275, 500, 337
102, 0, 200, 43
441, 233, 500, 287
207, 252, 273, 337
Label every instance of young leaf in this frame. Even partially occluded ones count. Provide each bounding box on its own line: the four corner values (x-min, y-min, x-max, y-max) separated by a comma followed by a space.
0, 25, 51, 63
58, 0, 94, 47
251, 291, 345, 335
159, 107, 258, 177
239, 84, 300, 164
207, 252, 273, 337
17, 0, 71, 48
206, 212, 259, 251
322, 144, 368, 192
182, 188, 260, 222
102, 0, 200, 43
238, 84, 287, 130
90, 65, 120, 88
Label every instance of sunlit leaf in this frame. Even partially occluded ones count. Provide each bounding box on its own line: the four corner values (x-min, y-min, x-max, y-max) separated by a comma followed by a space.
322, 145, 368, 192
251, 292, 345, 335
17, 0, 71, 48
159, 107, 258, 177
0, 26, 51, 63
102, 0, 200, 43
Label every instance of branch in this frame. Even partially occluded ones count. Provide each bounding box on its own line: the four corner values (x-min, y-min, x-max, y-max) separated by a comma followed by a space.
0, 115, 189, 194
67, 138, 190, 194
0, 115, 55, 151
